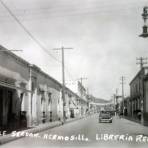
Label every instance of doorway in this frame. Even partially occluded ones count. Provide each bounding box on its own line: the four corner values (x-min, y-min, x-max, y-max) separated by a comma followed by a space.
7, 91, 13, 124
0, 89, 3, 130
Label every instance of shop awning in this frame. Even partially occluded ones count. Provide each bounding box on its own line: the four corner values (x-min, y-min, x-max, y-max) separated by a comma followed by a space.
0, 80, 32, 93
0, 66, 28, 84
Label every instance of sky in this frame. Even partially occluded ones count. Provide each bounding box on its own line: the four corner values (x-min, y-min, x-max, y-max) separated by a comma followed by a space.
0, 0, 148, 100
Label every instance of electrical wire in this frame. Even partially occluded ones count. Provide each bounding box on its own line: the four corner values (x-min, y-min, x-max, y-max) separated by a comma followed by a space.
0, 0, 60, 63
0, 0, 145, 84
0, 0, 145, 22
0, 0, 76, 82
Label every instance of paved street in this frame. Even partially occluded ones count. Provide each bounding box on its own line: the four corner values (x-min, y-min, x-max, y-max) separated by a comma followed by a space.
1, 114, 148, 148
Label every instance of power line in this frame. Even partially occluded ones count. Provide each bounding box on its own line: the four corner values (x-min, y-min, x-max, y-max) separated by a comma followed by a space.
0, 0, 60, 63
2, 0, 145, 14
0, 49, 23, 52
0, 1, 145, 22
0, 1, 140, 14
0, 6, 141, 17
0, 0, 76, 82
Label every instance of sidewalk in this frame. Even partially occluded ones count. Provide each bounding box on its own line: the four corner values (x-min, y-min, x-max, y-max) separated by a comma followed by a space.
122, 115, 141, 124
0, 116, 84, 145
116, 115, 148, 136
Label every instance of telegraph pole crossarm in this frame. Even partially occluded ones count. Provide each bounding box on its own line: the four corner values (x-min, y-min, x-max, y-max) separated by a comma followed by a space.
136, 57, 147, 69
78, 77, 87, 86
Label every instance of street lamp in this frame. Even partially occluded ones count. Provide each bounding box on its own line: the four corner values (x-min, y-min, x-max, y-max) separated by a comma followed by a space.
140, 6, 148, 38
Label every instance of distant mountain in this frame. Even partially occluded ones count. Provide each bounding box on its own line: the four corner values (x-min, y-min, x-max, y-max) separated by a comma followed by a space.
88, 95, 111, 104
94, 98, 111, 104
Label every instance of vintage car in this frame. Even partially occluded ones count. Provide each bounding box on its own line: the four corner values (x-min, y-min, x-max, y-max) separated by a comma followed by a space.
98, 111, 112, 123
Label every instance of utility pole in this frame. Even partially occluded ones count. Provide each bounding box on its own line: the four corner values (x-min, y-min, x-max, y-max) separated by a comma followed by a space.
120, 76, 125, 116
111, 94, 116, 112
114, 88, 122, 116
86, 87, 89, 95
136, 57, 147, 69
79, 77, 87, 86
53, 46, 73, 123
78, 77, 87, 100
78, 77, 87, 116
115, 88, 118, 105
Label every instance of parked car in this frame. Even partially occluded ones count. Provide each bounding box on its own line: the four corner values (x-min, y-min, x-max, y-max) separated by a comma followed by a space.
98, 111, 112, 123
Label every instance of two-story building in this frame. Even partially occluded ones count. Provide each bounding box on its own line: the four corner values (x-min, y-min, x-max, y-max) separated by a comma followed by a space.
129, 67, 148, 125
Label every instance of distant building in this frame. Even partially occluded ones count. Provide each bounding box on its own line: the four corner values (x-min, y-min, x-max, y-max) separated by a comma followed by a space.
66, 81, 88, 116
119, 96, 130, 116
87, 95, 113, 113
64, 88, 81, 119
28, 64, 63, 126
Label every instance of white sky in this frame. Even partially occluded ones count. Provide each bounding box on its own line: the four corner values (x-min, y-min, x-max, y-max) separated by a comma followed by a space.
0, 0, 148, 100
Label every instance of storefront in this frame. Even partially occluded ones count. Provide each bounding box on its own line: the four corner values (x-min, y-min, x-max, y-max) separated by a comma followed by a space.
0, 78, 30, 131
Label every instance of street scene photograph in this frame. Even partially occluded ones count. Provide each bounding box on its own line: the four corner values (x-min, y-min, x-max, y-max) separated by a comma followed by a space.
0, 0, 148, 148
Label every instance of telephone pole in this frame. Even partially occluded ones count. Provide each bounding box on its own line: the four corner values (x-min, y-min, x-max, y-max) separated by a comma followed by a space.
53, 46, 73, 123
77, 77, 87, 116
115, 88, 118, 105
78, 77, 87, 86
114, 88, 122, 116
120, 76, 125, 116
78, 77, 87, 98
136, 57, 147, 69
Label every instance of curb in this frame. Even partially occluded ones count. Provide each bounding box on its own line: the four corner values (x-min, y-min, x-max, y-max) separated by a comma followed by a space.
65, 116, 83, 124
0, 116, 87, 145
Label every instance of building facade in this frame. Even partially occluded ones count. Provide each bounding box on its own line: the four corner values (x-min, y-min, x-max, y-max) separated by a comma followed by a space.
26, 64, 63, 126
66, 81, 88, 116
0, 45, 86, 131
0, 45, 30, 131
129, 67, 148, 125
